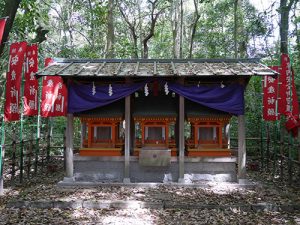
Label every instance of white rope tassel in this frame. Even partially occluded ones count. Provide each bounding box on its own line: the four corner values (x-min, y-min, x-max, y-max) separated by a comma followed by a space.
92, 82, 96, 95
164, 82, 169, 95
108, 84, 113, 96
144, 83, 149, 96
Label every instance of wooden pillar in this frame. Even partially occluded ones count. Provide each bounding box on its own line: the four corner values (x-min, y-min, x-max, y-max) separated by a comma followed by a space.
165, 123, 169, 146
88, 124, 92, 148
141, 122, 145, 146
124, 95, 131, 183
238, 115, 246, 180
65, 113, 74, 181
218, 125, 222, 148
80, 122, 86, 148
194, 125, 198, 147
112, 123, 116, 147
178, 95, 185, 183
0, 122, 5, 196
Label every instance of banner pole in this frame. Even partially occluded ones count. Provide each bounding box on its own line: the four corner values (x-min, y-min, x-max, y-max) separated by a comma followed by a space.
288, 48, 294, 184
19, 56, 26, 183
35, 77, 41, 174
0, 81, 7, 195
260, 78, 264, 169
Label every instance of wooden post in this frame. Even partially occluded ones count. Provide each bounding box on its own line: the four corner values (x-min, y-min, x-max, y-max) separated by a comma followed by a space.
63, 127, 66, 171
11, 129, 16, 183
218, 125, 222, 148
0, 119, 5, 196
112, 123, 116, 148
238, 115, 246, 180
19, 139, 24, 183
124, 95, 131, 183
80, 122, 86, 148
165, 123, 169, 145
88, 124, 92, 148
178, 95, 185, 183
65, 114, 74, 181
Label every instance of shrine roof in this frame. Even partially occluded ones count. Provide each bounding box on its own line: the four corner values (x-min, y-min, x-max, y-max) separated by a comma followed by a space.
36, 58, 278, 77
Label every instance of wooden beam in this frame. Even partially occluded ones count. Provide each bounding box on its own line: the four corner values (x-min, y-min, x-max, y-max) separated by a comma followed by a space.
56, 62, 73, 75
153, 61, 157, 76
171, 61, 178, 75
94, 62, 106, 75
134, 62, 139, 76
74, 62, 90, 75
114, 62, 123, 76
188, 61, 196, 75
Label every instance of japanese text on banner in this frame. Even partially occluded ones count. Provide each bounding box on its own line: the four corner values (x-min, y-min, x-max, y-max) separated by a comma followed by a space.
23, 44, 39, 116
41, 58, 68, 117
4, 42, 27, 121
263, 66, 279, 121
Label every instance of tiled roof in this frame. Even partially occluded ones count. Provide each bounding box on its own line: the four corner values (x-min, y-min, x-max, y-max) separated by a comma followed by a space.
36, 58, 278, 77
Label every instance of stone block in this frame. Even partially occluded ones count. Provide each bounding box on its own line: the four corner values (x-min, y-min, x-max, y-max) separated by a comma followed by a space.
53, 200, 82, 209
29, 200, 53, 209
82, 200, 111, 209
251, 203, 278, 212
7, 201, 29, 208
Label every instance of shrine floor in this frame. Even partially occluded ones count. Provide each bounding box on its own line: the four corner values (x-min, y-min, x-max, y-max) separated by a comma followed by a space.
71, 155, 237, 184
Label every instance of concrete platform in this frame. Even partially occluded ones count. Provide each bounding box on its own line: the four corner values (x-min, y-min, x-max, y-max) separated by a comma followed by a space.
73, 155, 237, 183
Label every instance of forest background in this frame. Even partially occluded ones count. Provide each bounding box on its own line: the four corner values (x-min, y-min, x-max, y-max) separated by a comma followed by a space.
0, 0, 299, 152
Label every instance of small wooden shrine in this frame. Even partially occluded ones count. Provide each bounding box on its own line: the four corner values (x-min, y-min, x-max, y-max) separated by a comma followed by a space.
185, 100, 231, 157
133, 93, 177, 156
76, 100, 125, 156
36, 58, 278, 183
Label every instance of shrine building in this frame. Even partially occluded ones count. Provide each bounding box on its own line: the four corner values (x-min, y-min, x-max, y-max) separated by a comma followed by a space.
36, 58, 277, 183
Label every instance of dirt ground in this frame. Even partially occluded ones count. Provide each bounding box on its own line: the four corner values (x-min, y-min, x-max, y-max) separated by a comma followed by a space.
0, 158, 299, 225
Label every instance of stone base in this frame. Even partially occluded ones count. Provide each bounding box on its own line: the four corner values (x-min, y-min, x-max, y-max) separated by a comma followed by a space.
63, 177, 75, 182
178, 178, 185, 183
123, 178, 131, 184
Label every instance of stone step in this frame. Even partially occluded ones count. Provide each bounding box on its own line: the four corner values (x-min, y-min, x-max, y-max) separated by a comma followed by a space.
6, 200, 300, 212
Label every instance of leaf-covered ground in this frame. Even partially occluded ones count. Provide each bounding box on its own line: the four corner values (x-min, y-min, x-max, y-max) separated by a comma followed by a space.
0, 158, 300, 225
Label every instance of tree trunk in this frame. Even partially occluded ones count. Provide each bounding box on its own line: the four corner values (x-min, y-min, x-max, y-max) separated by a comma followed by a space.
280, 0, 298, 54
87, 0, 95, 48
233, 0, 238, 58
106, 0, 115, 58
171, 0, 178, 58
0, 0, 21, 56
142, 0, 164, 59
189, 0, 200, 59
179, 0, 183, 58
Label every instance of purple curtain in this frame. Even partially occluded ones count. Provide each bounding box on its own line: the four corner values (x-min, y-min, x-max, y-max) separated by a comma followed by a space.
168, 83, 245, 115
68, 80, 245, 115
68, 81, 147, 113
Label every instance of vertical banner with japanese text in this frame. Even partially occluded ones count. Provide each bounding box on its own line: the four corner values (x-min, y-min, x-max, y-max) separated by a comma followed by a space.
41, 58, 68, 117
4, 41, 27, 121
23, 44, 39, 116
0, 18, 7, 44
263, 66, 279, 121
278, 54, 292, 115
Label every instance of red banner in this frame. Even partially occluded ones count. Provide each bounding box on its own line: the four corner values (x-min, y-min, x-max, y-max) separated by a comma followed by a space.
263, 66, 279, 121
278, 54, 293, 115
41, 58, 68, 117
23, 44, 39, 116
0, 18, 7, 44
291, 69, 299, 117
4, 42, 27, 121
